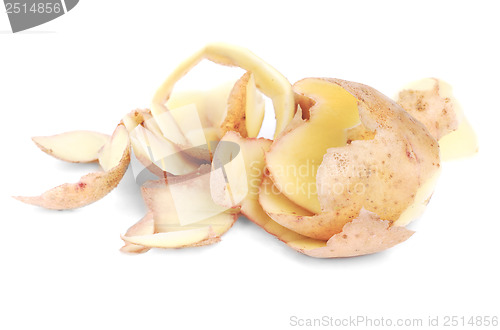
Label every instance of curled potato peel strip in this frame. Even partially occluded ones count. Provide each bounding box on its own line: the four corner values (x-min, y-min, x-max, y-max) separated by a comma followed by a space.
14, 124, 130, 210
151, 43, 295, 142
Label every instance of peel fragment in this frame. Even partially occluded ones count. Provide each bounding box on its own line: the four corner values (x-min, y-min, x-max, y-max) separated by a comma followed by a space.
221, 72, 265, 138
32, 130, 110, 163
397, 78, 478, 160
14, 124, 130, 210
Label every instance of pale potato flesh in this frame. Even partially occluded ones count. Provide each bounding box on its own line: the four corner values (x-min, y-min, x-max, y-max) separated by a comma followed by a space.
266, 80, 360, 214
438, 118, 478, 161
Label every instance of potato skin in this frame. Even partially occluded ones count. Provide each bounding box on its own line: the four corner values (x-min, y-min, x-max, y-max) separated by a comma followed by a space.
15, 125, 131, 210
397, 78, 459, 141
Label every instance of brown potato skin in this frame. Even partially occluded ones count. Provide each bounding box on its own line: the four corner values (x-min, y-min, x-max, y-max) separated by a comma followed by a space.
397, 78, 459, 141
220, 72, 251, 138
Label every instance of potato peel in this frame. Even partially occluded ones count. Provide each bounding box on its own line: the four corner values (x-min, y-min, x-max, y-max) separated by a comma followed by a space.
152, 43, 294, 142
121, 225, 227, 249
120, 212, 154, 254
32, 130, 110, 163
397, 78, 478, 160
397, 78, 460, 140
121, 165, 237, 252
221, 72, 252, 138
295, 209, 414, 258
210, 131, 272, 209
14, 124, 130, 210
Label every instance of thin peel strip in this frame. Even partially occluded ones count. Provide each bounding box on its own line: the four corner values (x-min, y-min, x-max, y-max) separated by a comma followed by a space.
14, 124, 130, 210
120, 212, 154, 254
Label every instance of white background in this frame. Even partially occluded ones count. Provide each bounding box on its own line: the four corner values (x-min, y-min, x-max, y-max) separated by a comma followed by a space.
1, 1, 499, 329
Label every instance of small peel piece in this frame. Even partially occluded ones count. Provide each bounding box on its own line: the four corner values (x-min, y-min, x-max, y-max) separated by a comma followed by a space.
14, 124, 130, 210
32, 130, 110, 163
396, 78, 478, 160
